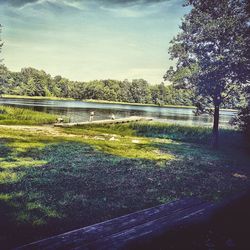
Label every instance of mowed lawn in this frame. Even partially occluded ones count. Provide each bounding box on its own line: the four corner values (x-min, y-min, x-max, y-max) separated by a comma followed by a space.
0, 123, 249, 248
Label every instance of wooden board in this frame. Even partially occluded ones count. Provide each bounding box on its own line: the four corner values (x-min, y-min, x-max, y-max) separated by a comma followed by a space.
17, 198, 214, 250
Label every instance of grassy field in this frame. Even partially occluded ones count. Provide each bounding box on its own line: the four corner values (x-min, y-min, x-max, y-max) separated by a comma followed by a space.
0, 122, 249, 248
0, 105, 58, 125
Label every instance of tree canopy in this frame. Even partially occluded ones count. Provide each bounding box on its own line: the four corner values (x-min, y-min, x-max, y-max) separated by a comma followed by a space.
0, 66, 198, 107
0, 24, 2, 58
0, 24, 5, 96
165, 0, 250, 148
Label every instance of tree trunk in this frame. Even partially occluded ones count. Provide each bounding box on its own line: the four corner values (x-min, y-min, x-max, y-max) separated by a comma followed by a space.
212, 105, 220, 149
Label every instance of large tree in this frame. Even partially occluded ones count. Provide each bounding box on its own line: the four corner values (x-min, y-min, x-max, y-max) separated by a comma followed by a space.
165, 0, 250, 148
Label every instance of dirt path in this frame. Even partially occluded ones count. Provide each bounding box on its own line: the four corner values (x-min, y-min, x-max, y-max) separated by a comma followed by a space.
0, 125, 77, 138
0, 125, 123, 141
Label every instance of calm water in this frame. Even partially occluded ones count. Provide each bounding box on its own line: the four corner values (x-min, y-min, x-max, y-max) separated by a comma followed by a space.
0, 98, 237, 127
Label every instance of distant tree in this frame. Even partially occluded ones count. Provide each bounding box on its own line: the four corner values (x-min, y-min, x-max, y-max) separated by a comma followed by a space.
158, 83, 167, 105
0, 65, 10, 96
0, 24, 4, 96
102, 80, 120, 101
0, 25, 2, 52
53, 76, 70, 97
150, 83, 166, 105
165, 0, 250, 148
20, 68, 52, 96
130, 79, 152, 104
150, 85, 161, 105
232, 86, 250, 144
118, 79, 134, 103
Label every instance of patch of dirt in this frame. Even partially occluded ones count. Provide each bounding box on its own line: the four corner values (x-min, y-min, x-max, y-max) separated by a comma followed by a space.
0, 125, 120, 141
0, 125, 77, 138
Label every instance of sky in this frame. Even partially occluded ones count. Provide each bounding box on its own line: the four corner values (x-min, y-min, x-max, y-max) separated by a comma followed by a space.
0, 0, 189, 84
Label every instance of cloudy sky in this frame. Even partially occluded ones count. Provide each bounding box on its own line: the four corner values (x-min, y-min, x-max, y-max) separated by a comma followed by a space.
0, 0, 189, 83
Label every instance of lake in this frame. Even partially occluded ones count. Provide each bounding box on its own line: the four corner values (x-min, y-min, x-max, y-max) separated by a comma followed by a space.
0, 97, 237, 127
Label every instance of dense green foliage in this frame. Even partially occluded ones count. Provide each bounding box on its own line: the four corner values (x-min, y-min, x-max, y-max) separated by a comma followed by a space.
0, 123, 249, 248
0, 24, 4, 96
232, 93, 250, 145
0, 105, 58, 125
0, 24, 2, 57
0, 65, 243, 108
165, 0, 250, 147
234, 106, 250, 136
0, 66, 195, 106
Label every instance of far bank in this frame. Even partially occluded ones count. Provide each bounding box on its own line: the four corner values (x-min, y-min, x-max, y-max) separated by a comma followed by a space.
1, 94, 237, 112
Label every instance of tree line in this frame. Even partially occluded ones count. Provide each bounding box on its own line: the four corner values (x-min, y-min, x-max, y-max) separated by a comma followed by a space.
0, 65, 244, 109
0, 65, 196, 106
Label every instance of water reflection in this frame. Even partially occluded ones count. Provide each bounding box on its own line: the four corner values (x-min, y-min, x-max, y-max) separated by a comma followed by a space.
0, 98, 236, 127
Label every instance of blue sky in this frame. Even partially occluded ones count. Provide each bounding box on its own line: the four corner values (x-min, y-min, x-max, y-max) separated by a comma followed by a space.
0, 0, 189, 84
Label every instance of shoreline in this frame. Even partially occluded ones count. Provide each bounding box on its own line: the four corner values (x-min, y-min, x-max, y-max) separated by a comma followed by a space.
1, 94, 237, 112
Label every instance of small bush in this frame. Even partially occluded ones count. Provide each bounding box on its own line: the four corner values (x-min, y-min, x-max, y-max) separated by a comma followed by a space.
231, 106, 250, 143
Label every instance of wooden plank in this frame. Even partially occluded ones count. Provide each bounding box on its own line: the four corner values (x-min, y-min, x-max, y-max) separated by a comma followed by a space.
54, 117, 153, 127
85, 202, 214, 250
17, 198, 210, 250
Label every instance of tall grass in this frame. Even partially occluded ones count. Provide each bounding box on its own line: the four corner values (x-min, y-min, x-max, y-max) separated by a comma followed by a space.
65, 122, 244, 149
0, 106, 58, 125
129, 122, 244, 148
129, 122, 211, 143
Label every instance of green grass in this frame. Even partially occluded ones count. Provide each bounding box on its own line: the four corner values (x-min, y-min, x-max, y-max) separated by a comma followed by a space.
129, 122, 243, 146
131, 122, 213, 143
0, 122, 249, 248
0, 106, 58, 125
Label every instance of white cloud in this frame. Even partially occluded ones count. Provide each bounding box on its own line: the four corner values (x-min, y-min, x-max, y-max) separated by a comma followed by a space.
99, 1, 173, 18
17, 0, 86, 10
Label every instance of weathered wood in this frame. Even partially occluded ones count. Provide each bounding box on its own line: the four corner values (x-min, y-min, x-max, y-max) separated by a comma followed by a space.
54, 116, 153, 127
17, 198, 214, 250
85, 202, 214, 250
